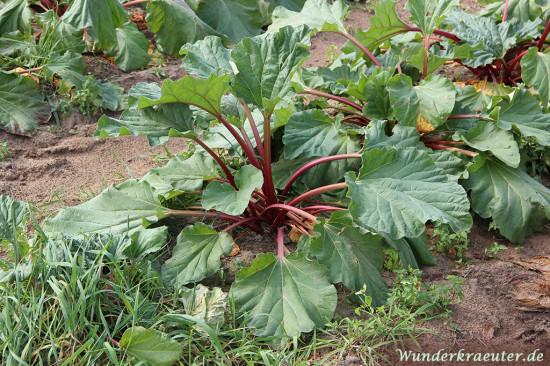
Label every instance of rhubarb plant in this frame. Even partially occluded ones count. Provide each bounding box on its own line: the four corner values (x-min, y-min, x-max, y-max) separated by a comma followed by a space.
44, 0, 550, 338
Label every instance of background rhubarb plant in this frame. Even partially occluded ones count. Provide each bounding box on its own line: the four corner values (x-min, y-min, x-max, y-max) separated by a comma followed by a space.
39, 0, 550, 340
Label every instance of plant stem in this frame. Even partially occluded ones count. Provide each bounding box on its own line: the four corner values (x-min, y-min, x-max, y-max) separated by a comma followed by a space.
341, 116, 369, 126
281, 153, 361, 198
538, 17, 550, 50
287, 183, 348, 208
301, 88, 363, 112
123, 0, 150, 6
240, 101, 265, 159
408, 27, 460, 42
223, 217, 264, 233
168, 209, 241, 222
216, 114, 261, 169
422, 35, 429, 79
14, 66, 43, 74
277, 227, 285, 259
502, 0, 509, 22
301, 205, 347, 213
425, 144, 478, 157
192, 138, 236, 188
447, 114, 481, 120
239, 125, 261, 168
261, 113, 278, 206
339, 31, 382, 67
262, 204, 319, 223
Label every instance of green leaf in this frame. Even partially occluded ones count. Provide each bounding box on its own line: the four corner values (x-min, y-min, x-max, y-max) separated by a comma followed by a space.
196, 0, 263, 44
0, 195, 29, 243
0, 0, 32, 36
0, 73, 51, 136
361, 69, 394, 120
162, 223, 233, 287
144, 153, 219, 194
364, 120, 425, 150
268, 0, 347, 34
454, 121, 519, 168
231, 251, 337, 338
105, 22, 151, 72
146, 0, 223, 57
35, 11, 85, 54
232, 26, 310, 114
180, 36, 233, 78
489, 89, 550, 147
442, 10, 520, 68
137, 74, 231, 117
346, 147, 472, 239
481, 0, 549, 22
265, 0, 307, 12
352, 0, 408, 51
463, 158, 550, 243
120, 326, 182, 366
179, 284, 227, 332
387, 74, 456, 130
521, 47, 550, 108
306, 211, 388, 307
283, 109, 347, 159
96, 82, 195, 146
428, 150, 466, 181
62, 0, 127, 50
43, 51, 87, 81
127, 226, 168, 259
408, 42, 478, 75
43, 180, 170, 237
382, 232, 435, 268
202, 165, 263, 215
405, 0, 459, 35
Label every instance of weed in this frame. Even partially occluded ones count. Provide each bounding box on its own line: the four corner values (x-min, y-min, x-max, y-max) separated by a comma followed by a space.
431, 223, 470, 263
325, 44, 340, 64
0, 142, 13, 161
485, 242, 507, 258
383, 248, 401, 271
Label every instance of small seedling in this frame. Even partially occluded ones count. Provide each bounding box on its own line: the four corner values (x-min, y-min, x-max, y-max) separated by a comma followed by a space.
0, 142, 13, 161
431, 223, 470, 263
485, 242, 507, 258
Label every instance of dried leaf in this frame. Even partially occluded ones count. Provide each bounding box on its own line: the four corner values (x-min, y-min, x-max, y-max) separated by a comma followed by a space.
483, 324, 495, 342
511, 276, 550, 311
512, 256, 550, 277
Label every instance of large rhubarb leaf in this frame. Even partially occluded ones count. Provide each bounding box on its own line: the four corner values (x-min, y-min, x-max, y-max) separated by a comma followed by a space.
405, 0, 459, 35
265, 0, 307, 12
268, 0, 347, 33
196, 0, 263, 44
346, 147, 472, 240
120, 327, 182, 366
0, 0, 32, 35
360, 69, 394, 120
454, 120, 519, 168
352, 0, 408, 51
382, 232, 436, 268
43, 180, 170, 237
231, 252, 337, 338
105, 22, 151, 72
387, 74, 456, 131
0, 73, 51, 136
0, 195, 29, 244
62, 0, 127, 50
232, 26, 310, 114
146, 0, 223, 56
283, 109, 349, 159
363, 120, 425, 151
304, 211, 388, 307
463, 158, 550, 243
488, 89, 550, 147
180, 36, 233, 78
202, 166, 263, 215
137, 74, 230, 117
162, 223, 233, 287
481, 0, 550, 22
521, 47, 550, 108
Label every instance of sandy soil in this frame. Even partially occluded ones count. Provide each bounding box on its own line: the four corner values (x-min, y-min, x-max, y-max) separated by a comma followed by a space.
1, 1, 549, 365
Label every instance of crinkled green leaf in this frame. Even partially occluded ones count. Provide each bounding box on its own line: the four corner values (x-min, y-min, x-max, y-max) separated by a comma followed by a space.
382, 232, 435, 268
409, 42, 477, 75
363, 120, 425, 150
361, 69, 394, 120
488, 89, 550, 147
162, 223, 233, 287
0, 73, 51, 136
232, 26, 310, 114
144, 154, 219, 194
146, 0, 223, 56
352, 0, 408, 51
346, 147, 472, 239
265, 0, 307, 12
180, 36, 233, 78
387, 74, 456, 130
463, 158, 550, 243
481, 0, 550, 22
62, 0, 127, 50
105, 22, 151, 72
454, 120, 519, 168
127, 226, 168, 259
428, 150, 466, 181
0, 31, 33, 56
0, 0, 32, 36
405, 0, 458, 35
202, 165, 263, 215
305, 211, 388, 307
268, 0, 347, 33
298, 65, 360, 91
202, 108, 264, 151
283, 109, 347, 159
0, 195, 29, 243
521, 46, 550, 108
43, 51, 87, 80
179, 284, 227, 332
196, 0, 263, 43
231, 251, 337, 338
120, 326, 182, 366
137, 74, 230, 117
43, 180, 170, 237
